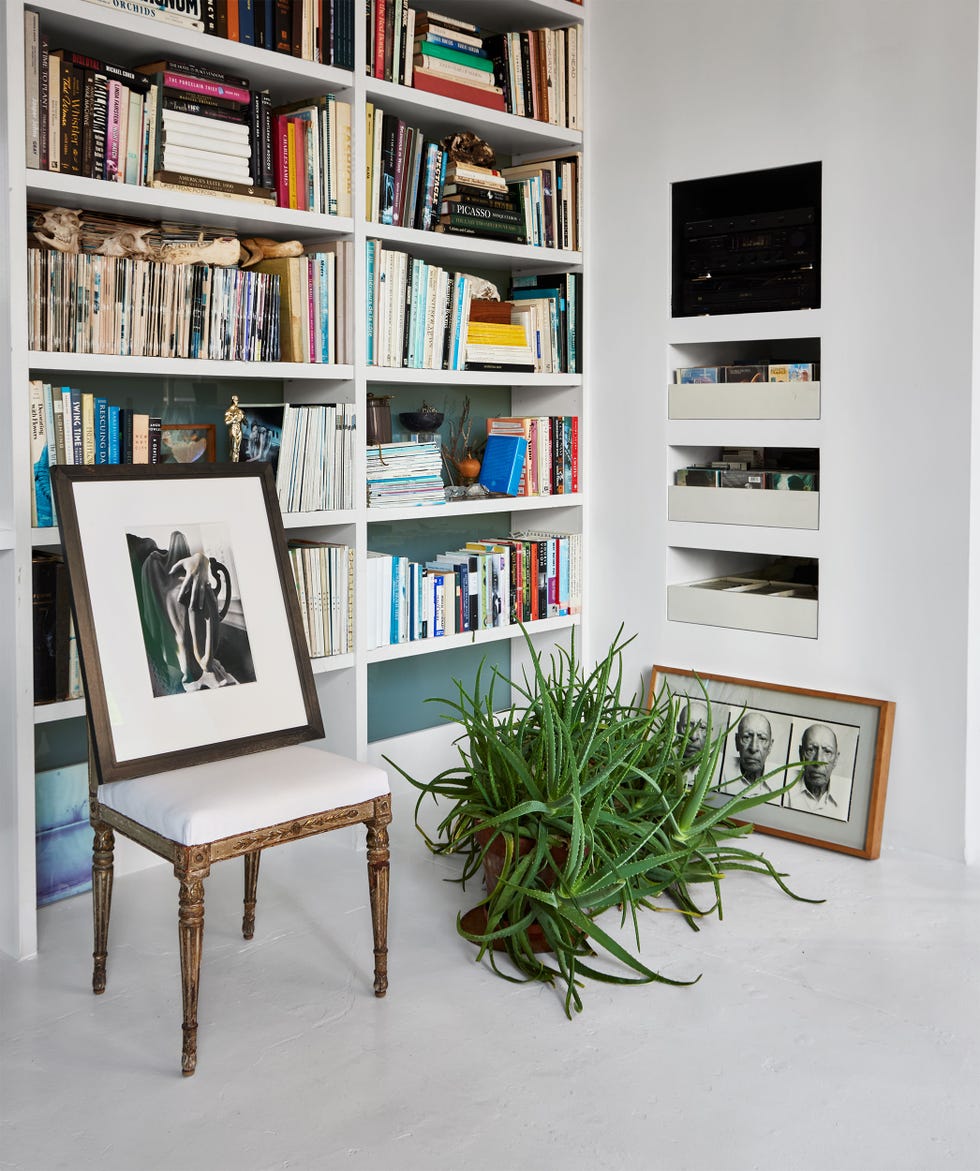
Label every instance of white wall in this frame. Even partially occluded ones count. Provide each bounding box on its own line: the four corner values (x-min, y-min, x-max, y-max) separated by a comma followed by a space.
590, 0, 979, 859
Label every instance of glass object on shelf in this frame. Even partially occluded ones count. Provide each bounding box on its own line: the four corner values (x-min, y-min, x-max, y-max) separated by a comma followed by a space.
367, 395, 393, 445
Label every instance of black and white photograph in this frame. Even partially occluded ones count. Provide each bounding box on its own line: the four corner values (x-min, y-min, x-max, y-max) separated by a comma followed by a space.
239, 403, 285, 475
126, 522, 256, 698
649, 666, 894, 858
50, 463, 322, 782
715, 706, 793, 806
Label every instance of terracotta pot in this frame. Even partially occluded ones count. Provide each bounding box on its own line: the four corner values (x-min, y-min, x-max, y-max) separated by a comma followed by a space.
459, 827, 570, 953
455, 454, 481, 484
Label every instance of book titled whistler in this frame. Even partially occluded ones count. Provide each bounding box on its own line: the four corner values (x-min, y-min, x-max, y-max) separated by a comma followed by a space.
479, 434, 528, 496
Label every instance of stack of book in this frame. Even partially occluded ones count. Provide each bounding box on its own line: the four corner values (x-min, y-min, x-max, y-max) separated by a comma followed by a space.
437, 160, 526, 243
410, 10, 506, 111
365, 440, 446, 508
275, 402, 356, 513
465, 321, 535, 372
481, 26, 582, 128
287, 540, 354, 659
136, 59, 266, 197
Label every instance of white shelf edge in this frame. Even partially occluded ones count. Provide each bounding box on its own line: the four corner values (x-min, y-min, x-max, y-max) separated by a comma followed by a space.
27, 354, 354, 380
0, 529, 14, 551
365, 368, 582, 387
668, 381, 821, 420
311, 653, 355, 676
667, 486, 820, 530
366, 493, 582, 523
366, 613, 580, 663
282, 510, 357, 529
666, 526, 821, 561
27, 172, 354, 236
368, 223, 581, 269
668, 309, 824, 345
32, 527, 61, 545
34, 698, 86, 725
667, 584, 818, 640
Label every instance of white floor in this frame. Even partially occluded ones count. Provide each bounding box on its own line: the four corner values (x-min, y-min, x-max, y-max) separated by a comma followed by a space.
3, 777, 980, 1171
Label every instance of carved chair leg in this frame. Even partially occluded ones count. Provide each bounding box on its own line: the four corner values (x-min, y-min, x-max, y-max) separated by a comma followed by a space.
92, 821, 114, 995
242, 850, 261, 940
175, 849, 210, 1077
366, 798, 392, 998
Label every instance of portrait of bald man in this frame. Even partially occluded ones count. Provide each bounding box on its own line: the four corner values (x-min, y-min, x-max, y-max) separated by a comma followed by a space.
717, 708, 789, 804
784, 721, 853, 821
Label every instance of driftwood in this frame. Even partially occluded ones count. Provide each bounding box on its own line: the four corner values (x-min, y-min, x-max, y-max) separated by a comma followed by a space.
239, 237, 304, 268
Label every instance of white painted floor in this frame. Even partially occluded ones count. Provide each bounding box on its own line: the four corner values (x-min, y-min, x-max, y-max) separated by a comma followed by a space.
3, 776, 980, 1171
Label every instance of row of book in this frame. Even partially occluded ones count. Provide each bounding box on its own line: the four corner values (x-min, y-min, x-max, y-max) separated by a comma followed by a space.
29, 381, 171, 527
64, 0, 356, 68
275, 403, 357, 514
674, 362, 820, 384
288, 540, 354, 659
252, 246, 350, 363
675, 468, 818, 490
366, 529, 581, 648
32, 552, 82, 705
27, 248, 282, 361
365, 440, 446, 508
487, 416, 580, 497
364, 4, 582, 129
23, 15, 352, 210
365, 242, 579, 372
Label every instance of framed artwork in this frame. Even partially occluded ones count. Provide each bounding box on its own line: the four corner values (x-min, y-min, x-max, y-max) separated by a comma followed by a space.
51, 463, 323, 783
649, 667, 895, 859
236, 403, 285, 476
160, 423, 216, 465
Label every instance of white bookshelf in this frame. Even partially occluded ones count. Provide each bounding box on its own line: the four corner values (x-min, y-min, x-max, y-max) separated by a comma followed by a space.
1, 0, 587, 957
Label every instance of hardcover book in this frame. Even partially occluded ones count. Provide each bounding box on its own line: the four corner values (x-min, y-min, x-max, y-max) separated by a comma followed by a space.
479, 434, 528, 497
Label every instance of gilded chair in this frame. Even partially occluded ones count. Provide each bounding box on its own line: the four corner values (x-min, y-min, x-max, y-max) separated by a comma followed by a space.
52, 462, 391, 1076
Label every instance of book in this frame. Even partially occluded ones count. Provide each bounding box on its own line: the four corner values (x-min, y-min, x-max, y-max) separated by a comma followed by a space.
410, 67, 506, 111
137, 58, 250, 88
150, 171, 275, 202
478, 435, 528, 497
149, 71, 251, 105
414, 39, 495, 73
32, 552, 70, 704
76, 0, 205, 28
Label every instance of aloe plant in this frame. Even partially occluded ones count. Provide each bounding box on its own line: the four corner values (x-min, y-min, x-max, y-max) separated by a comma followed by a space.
387, 625, 816, 1017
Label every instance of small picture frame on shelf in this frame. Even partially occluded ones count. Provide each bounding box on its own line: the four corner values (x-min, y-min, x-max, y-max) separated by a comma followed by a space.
160, 423, 216, 465
649, 667, 895, 859
235, 403, 285, 475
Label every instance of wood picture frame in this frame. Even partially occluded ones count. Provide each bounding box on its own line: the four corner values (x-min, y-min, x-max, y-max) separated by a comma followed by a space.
649, 666, 895, 859
160, 423, 216, 464
51, 463, 323, 783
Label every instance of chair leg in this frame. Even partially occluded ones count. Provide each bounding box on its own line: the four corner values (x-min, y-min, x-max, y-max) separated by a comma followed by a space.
175, 849, 210, 1078
242, 850, 261, 940
366, 798, 392, 997
92, 821, 114, 995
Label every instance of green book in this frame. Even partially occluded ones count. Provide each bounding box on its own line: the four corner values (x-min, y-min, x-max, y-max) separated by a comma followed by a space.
414, 41, 495, 72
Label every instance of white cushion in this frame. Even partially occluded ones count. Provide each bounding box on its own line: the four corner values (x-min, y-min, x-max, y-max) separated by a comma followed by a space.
98, 744, 390, 846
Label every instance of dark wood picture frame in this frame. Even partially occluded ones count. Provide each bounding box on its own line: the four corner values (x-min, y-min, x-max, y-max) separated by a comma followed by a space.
649, 666, 895, 859
52, 463, 323, 784
160, 423, 217, 464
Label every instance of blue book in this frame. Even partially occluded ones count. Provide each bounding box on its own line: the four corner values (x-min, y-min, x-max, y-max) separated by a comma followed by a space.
479, 434, 528, 496
107, 406, 121, 464
238, 0, 255, 45
94, 398, 109, 464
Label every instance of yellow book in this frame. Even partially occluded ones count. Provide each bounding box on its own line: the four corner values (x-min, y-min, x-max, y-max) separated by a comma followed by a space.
81, 393, 96, 465
254, 258, 305, 363
466, 323, 531, 344
365, 103, 375, 221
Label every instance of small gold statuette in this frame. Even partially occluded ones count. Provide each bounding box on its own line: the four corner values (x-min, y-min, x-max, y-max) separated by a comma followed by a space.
224, 395, 246, 462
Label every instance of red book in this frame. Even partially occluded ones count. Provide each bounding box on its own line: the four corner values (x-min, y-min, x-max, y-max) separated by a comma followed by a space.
373, 0, 386, 78
411, 69, 506, 112
158, 71, 250, 105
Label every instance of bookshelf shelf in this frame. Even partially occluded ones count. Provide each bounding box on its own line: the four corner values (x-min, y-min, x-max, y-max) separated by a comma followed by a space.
365, 368, 581, 387
27, 173, 355, 238
667, 485, 819, 530
363, 75, 582, 157
667, 580, 819, 639
366, 612, 579, 663
668, 382, 821, 421
4, 0, 588, 957
666, 523, 820, 561
366, 492, 582, 524
33, 697, 86, 724
367, 222, 581, 271
27, 354, 355, 381
30, 0, 354, 98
